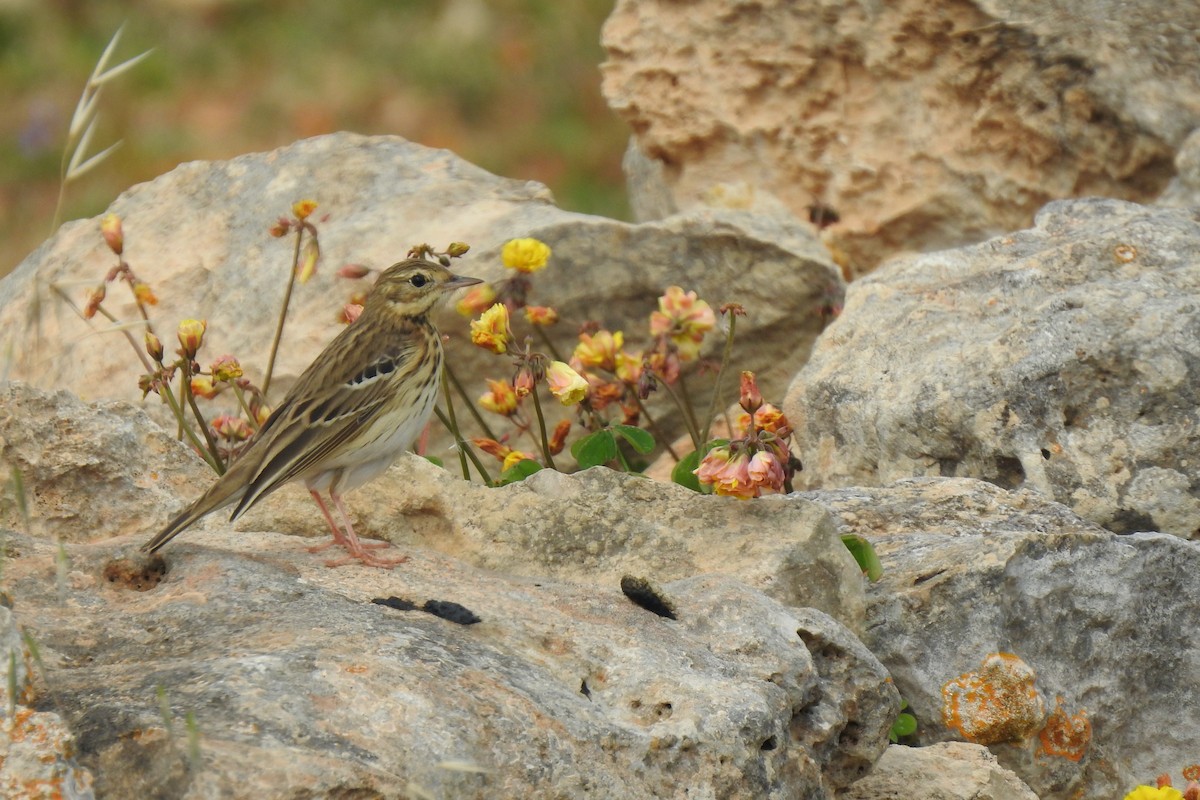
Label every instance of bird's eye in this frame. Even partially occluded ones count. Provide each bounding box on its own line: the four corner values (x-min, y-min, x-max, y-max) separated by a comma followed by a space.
409, 274, 429, 288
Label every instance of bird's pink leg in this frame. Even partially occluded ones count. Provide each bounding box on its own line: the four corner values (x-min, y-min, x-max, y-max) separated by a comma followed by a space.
321, 490, 408, 569
307, 490, 350, 552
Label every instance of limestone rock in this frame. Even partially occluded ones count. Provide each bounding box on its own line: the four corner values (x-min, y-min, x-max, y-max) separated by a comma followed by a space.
601, 0, 1189, 272
0, 382, 209, 542
786, 199, 1200, 538
5, 528, 896, 799
805, 477, 1200, 799
0, 132, 840, 444
838, 742, 1039, 800
2, 382, 865, 628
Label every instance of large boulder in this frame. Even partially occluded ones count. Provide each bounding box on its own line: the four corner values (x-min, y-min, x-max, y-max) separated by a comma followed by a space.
0, 133, 839, 445
786, 199, 1200, 538
806, 477, 1200, 799
601, 0, 1194, 272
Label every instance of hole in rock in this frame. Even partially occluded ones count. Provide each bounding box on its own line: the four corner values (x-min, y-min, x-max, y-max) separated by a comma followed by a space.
103, 554, 167, 592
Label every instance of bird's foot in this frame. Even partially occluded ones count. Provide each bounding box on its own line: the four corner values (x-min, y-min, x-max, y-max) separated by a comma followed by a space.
307, 537, 391, 554
322, 543, 409, 570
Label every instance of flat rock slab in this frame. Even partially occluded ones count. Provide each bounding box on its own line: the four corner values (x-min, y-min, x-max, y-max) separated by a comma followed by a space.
5, 530, 896, 799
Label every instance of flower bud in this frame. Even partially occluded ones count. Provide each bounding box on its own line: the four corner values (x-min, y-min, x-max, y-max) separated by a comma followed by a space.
210, 354, 243, 383
144, 331, 164, 362
100, 213, 124, 255
739, 371, 763, 413
177, 319, 207, 358
337, 263, 372, 280
446, 242, 471, 258
190, 374, 219, 399
297, 238, 320, 283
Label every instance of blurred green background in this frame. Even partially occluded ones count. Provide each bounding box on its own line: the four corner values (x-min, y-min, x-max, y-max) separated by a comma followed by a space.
0, 0, 630, 278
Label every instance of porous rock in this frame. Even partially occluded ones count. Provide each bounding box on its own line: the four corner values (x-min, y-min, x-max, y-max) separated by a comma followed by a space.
786, 199, 1200, 538
0, 132, 839, 442
601, 0, 1190, 272
805, 477, 1200, 799
838, 742, 1038, 800
5, 528, 896, 799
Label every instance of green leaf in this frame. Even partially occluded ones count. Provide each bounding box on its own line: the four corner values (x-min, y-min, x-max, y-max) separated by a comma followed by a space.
571, 430, 618, 469
889, 712, 917, 743
612, 425, 655, 454
499, 459, 544, 486
423, 455, 444, 468
671, 450, 703, 492
841, 534, 883, 581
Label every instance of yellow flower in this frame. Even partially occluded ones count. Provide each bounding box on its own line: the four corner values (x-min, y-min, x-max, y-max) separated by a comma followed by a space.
1125, 788, 1183, 800
524, 305, 559, 326
292, 199, 318, 220
144, 332, 164, 362
615, 350, 643, 384
573, 330, 623, 371
479, 379, 519, 416
470, 303, 511, 354
456, 283, 497, 316
502, 450, 537, 472
501, 238, 551, 273
546, 361, 588, 406
100, 213, 124, 255
177, 319, 207, 358
133, 281, 158, 306
210, 355, 243, 383
649, 286, 716, 361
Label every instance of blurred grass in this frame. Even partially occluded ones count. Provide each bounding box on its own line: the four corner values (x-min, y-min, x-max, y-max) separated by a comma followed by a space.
0, 0, 630, 278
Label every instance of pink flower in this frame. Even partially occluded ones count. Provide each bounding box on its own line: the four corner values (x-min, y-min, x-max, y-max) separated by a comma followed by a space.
694, 447, 757, 499
747, 450, 786, 494
649, 286, 715, 361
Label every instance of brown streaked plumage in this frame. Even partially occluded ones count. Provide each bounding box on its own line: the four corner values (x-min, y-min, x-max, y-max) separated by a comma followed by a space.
142, 258, 482, 568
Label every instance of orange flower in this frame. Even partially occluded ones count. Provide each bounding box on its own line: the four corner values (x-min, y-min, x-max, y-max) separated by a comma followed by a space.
292, 199, 318, 220
546, 361, 588, 405
501, 238, 551, 273
746, 450, 786, 494
177, 319, 207, 358
549, 419, 571, 455
479, 379, 519, 416
456, 283, 497, 316
100, 213, 124, 255
650, 286, 715, 361
472, 437, 511, 460
470, 303, 510, 354
340, 303, 363, 324
211, 414, 254, 441
514, 367, 535, 398
189, 375, 219, 399
524, 305, 559, 326
735, 404, 792, 437
694, 447, 757, 499
573, 330, 623, 371
132, 281, 158, 306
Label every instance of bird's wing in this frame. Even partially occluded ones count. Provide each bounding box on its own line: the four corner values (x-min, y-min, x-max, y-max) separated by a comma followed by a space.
227, 332, 430, 519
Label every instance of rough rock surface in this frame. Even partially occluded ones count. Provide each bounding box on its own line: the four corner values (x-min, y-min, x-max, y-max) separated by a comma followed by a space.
4, 529, 896, 799
0, 381, 865, 627
838, 742, 1038, 800
0, 383, 209, 542
804, 477, 1200, 799
786, 199, 1200, 538
0, 132, 840, 442
601, 0, 1191, 272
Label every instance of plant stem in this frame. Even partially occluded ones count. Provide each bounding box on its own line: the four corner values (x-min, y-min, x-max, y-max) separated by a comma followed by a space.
263, 226, 304, 397
701, 313, 738, 446
434, 405, 494, 487
655, 375, 703, 451
632, 393, 680, 461
444, 363, 497, 440
49, 284, 153, 374
438, 368, 471, 481
158, 375, 221, 473
231, 384, 259, 431
528, 387, 557, 470
180, 359, 225, 474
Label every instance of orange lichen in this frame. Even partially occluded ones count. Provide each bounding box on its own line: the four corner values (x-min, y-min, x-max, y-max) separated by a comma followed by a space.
1038, 697, 1091, 762
941, 652, 1045, 744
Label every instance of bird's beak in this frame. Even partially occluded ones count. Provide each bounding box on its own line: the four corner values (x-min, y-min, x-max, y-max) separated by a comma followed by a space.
445, 274, 484, 290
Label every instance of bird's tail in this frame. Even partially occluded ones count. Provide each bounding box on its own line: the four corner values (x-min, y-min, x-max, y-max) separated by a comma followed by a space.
141, 481, 245, 554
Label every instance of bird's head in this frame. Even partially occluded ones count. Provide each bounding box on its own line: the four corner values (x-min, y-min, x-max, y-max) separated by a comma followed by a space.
365, 259, 483, 318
